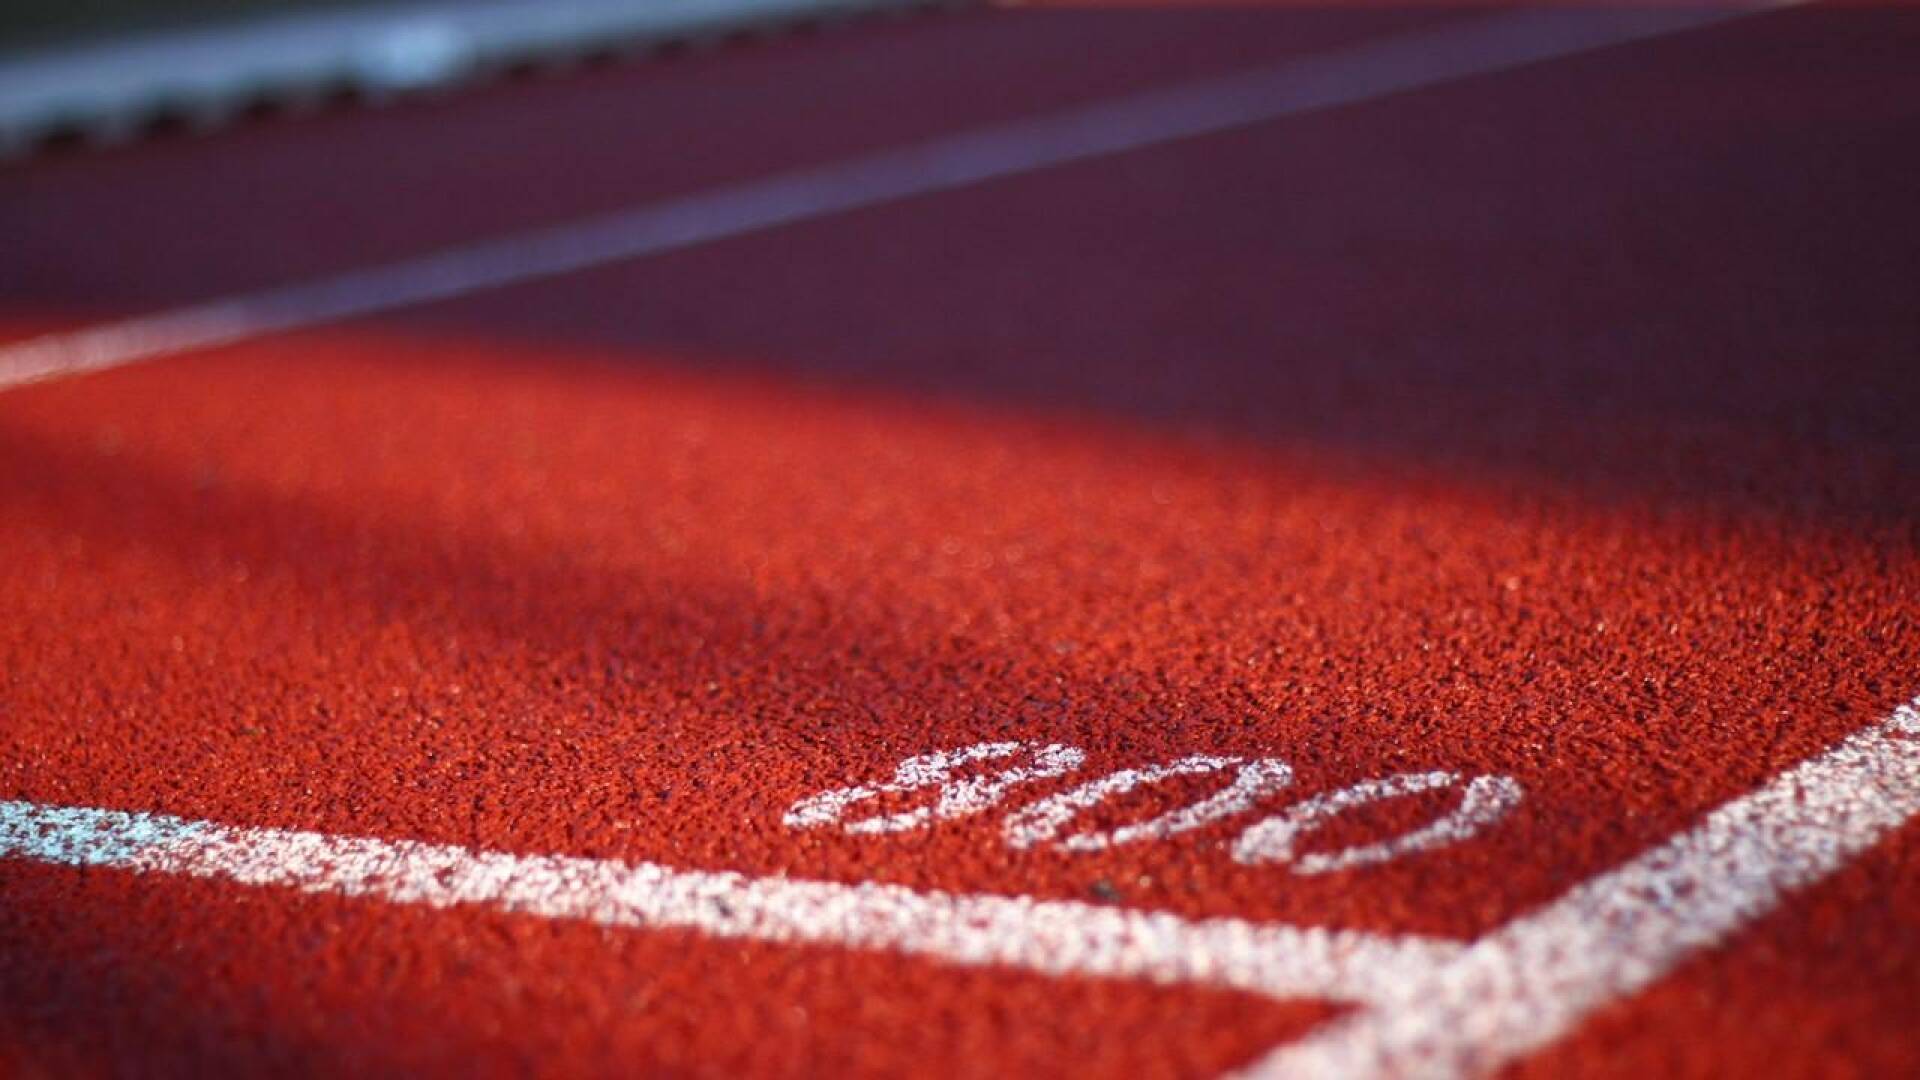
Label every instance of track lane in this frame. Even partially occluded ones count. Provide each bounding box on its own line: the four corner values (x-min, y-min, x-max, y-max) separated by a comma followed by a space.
4, 4, 1920, 1076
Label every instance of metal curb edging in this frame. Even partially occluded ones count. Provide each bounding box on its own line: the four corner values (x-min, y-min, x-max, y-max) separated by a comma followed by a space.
0, 0, 954, 160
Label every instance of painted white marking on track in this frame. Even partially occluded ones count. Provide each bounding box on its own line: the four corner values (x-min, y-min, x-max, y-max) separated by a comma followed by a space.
0, 798, 1452, 1005
1, 695, 1916, 1075
1232, 771, 1523, 874
1003, 755, 1293, 853
0, 6, 1789, 391
783, 740, 1084, 834
1243, 696, 1920, 1078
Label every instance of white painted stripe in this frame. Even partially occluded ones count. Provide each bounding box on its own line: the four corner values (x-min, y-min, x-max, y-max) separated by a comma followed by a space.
4, 694, 1916, 1072
1244, 697, 1920, 1079
0, 799, 1459, 1004
0, 6, 1779, 391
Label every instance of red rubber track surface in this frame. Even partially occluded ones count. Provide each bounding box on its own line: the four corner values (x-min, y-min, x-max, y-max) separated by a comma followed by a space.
3, 5, 1919, 1077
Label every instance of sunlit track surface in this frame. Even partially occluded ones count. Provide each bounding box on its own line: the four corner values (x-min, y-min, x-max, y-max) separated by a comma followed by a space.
4, 3, 1920, 1077
6, 697, 1919, 1079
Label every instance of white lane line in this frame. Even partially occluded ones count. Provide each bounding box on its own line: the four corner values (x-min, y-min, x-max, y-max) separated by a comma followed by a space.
4, 694, 1916, 1073
0, 6, 1780, 390
0, 799, 1459, 1005
1245, 696, 1920, 1079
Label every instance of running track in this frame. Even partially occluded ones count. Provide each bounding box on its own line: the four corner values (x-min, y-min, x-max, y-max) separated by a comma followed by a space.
3, 4, 1919, 1076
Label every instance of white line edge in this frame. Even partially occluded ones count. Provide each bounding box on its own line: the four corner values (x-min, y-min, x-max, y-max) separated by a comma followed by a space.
0, 798, 1459, 1006
4, 694, 1916, 1076
1245, 695, 1920, 1078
